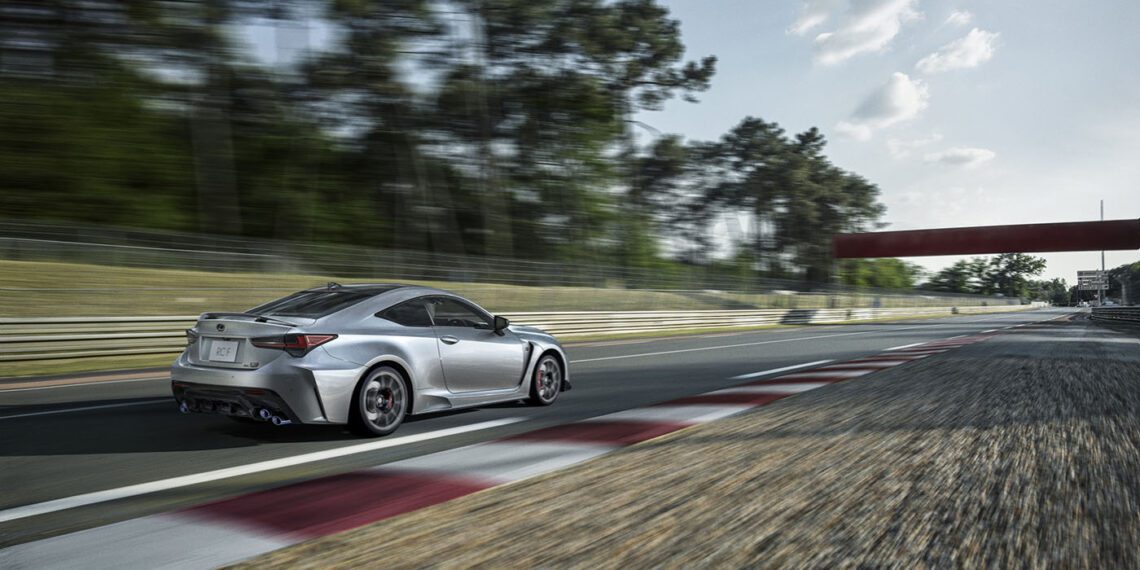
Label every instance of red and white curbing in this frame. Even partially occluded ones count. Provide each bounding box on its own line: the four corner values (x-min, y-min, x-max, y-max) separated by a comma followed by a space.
3, 333, 992, 569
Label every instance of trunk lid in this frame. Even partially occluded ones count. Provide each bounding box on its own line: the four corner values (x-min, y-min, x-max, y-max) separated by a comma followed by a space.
188, 314, 315, 370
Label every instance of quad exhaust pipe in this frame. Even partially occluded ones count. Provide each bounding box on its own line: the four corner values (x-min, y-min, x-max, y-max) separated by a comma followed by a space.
257, 407, 291, 426
179, 403, 290, 425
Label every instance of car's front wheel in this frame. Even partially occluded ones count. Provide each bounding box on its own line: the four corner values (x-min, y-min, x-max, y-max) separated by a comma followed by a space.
351, 365, 409, 437
527, 354, 562, 406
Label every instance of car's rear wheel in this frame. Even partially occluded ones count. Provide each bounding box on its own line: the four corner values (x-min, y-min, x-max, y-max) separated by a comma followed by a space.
350, 366, 409, 437
527, 354, 562, 406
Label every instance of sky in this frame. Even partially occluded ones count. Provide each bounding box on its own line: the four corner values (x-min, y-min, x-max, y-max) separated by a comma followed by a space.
242, 1, 1140, 283
635, 0, 1140, 282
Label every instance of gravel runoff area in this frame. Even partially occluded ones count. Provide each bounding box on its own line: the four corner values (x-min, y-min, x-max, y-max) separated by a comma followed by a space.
235, 315, 1140, 569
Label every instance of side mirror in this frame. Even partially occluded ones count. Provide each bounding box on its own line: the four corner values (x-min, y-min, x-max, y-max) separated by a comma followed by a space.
493, 315, 510, 335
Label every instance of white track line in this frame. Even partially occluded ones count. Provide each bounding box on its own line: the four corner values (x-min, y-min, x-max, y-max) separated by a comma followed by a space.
0, 417, 524, 525
588, 405, 751, 425
377, 440, 616, 484
572, 325, 948, 364
729, 360, 833, 380
774, 370, 875, 380
819, 361, 905, 369
884, 342, 924, 351
572, 313, 1048, 365
713, 383, 829, 395
0, 400, 168, 420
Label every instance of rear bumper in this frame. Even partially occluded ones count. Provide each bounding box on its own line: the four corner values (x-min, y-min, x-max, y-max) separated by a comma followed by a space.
171, 382, 300, 422
170, 349, 362, 424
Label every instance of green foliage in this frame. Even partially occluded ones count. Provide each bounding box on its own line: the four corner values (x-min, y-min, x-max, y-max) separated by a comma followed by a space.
1106, 261, 1140, 304
840, 259, 924, 289
1024, 278, 1070, 305
0, 0, 882, 285
988, 253, 1047, 298
0, 77, 195, 230
668, 118, 884, 281
923, 254, 1047, 298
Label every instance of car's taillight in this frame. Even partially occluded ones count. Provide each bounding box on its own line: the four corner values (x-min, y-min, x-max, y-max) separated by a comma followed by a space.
252, 334, 337, 357
185, 328, 199, 346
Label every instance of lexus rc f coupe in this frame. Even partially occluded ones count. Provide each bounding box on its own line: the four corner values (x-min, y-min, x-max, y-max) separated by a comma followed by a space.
171, 284, 569, 436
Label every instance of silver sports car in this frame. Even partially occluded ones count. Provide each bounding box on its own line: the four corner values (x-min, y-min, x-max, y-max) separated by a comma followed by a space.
171, 284, 569, 436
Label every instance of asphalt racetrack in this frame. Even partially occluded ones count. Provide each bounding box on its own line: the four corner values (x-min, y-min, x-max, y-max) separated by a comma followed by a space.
240, 309, 1140, 568
0, 309, 1071, 551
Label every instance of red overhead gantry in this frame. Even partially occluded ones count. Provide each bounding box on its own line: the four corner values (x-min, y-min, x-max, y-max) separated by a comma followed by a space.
832, 219, 1140, 259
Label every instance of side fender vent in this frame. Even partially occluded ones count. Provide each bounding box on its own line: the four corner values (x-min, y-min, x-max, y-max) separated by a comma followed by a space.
519, 342, 535, 384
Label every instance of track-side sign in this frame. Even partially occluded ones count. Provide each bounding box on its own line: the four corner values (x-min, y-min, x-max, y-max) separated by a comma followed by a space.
1078, 270, 1109, 290
1077, 270, 1109, 291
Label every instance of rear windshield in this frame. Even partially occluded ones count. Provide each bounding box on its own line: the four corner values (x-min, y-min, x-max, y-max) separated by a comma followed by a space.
248, 290, 378, 318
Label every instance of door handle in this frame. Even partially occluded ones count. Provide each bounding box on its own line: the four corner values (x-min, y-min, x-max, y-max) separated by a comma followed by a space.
440, 335, 460, 345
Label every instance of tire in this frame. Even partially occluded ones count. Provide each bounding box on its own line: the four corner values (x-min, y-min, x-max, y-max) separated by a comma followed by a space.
350, 365, 410, 437
527, 353, 562, 406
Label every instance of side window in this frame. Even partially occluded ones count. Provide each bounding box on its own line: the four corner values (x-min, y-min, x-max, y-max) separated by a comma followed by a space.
428, 298, 491, 329
377, 299, 432, 327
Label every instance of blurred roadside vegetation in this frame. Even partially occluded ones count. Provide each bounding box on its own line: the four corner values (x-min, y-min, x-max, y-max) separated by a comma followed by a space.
1102, 262, 1140, 305
0, 259, 1008, 317
921, 254, 1098, 307
1, 0, 891, 287
1, 1, 1071, 306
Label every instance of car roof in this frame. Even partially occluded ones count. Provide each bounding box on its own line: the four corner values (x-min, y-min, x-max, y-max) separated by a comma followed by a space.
302, 283, 463, 295
300, 283, 471, 305
380, 285, 466, 299
301, 283, 406, 294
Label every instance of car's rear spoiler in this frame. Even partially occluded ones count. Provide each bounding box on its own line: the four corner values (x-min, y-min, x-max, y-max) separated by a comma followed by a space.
199, 312, 299, 326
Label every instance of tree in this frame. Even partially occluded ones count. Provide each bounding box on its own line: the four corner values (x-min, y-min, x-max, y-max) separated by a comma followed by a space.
1, 0, 896, 292
669, 117, 884, 282
924, 254, 1046, 298
840, 259, 924, 289
987, 253, 1047, 297
923, 259, 977, 293
1025, 278, 1069, 305
427, 0, 715, 261
297, 0, 444, 249
1106, 261, 1140, 304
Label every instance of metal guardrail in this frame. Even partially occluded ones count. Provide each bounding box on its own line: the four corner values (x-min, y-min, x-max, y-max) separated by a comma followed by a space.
0, 305, 1036, 363
1090, 306, 1140, 324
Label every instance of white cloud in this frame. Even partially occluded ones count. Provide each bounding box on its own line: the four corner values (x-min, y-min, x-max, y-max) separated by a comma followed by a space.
916, 28, 999, 73
809, 0, 922, 65
945, 9, 973, 26
836, 72, 930, 140
923, 146, 997, 167
835, 122, 875, 141
887, 133, 943, 158
789, 0, 844, 36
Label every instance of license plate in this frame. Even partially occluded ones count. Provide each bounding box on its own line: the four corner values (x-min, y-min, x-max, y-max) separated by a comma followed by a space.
208, 339, 240, 362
